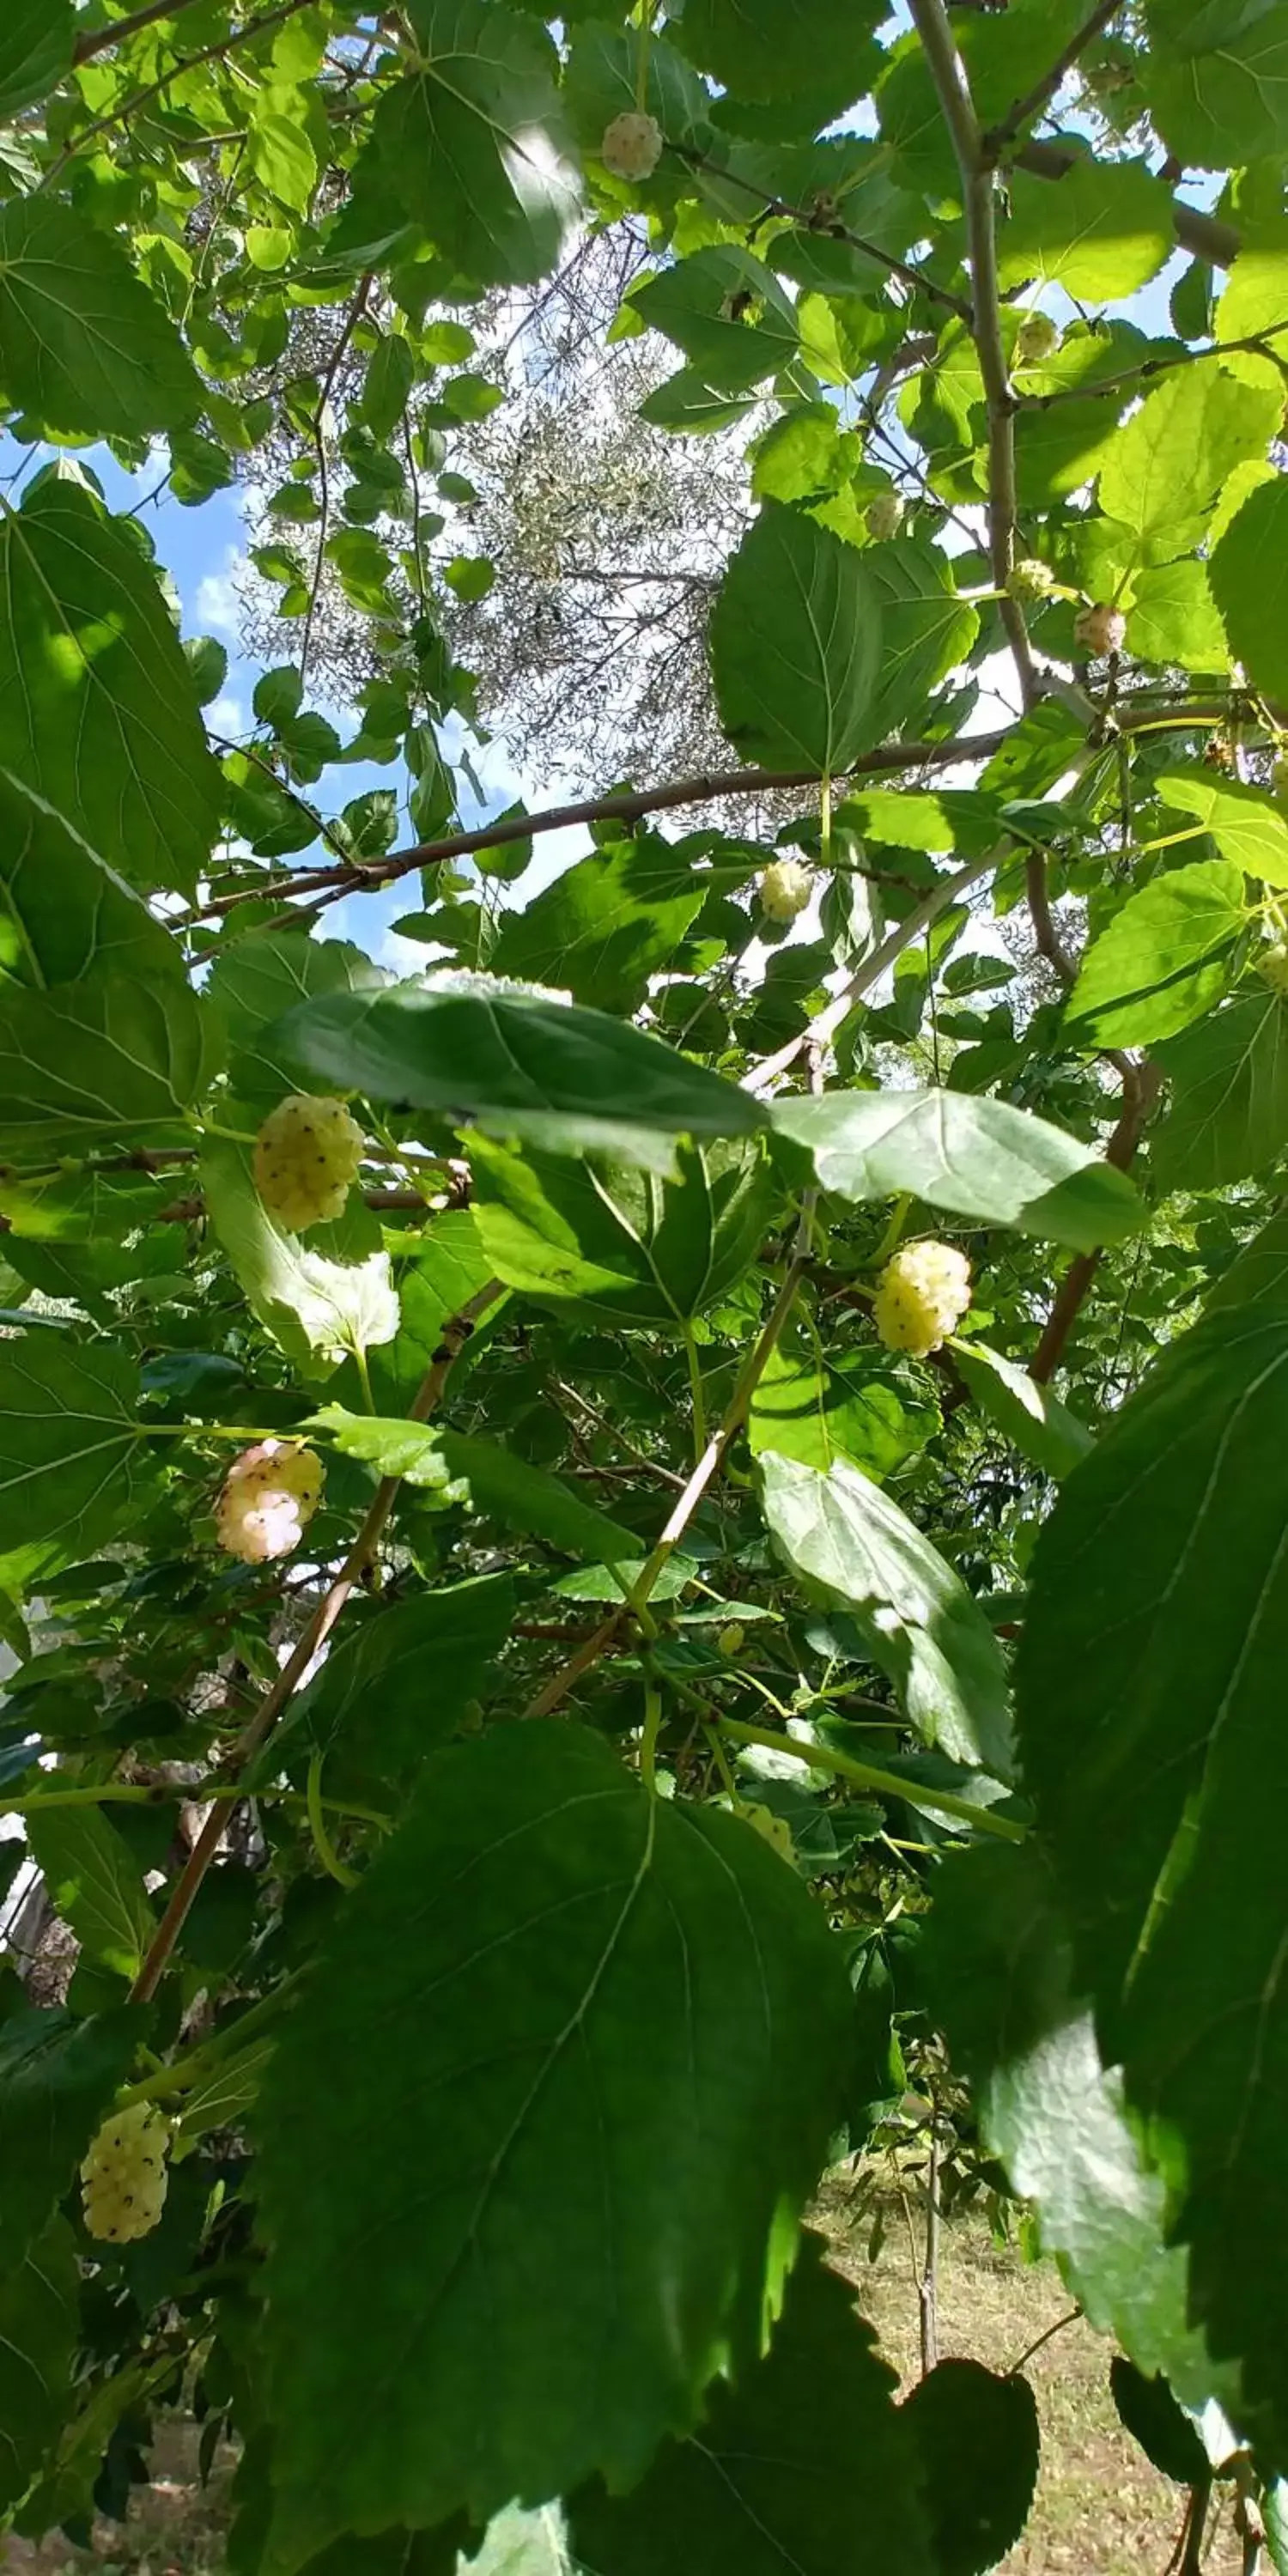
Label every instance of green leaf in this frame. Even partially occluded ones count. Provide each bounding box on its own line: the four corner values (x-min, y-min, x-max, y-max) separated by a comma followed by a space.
1145, 0, 1288, 167
995, 155, 1171, 300
0, 196, 200, 438
272, 1577, 515, 1784
247, 89, 319, 213
921, 1842, 1240, 2415
368, 1212, 501, 1415
0, 2004, 139, 2268
1151, 995, 1288, 1191
0, 477, 222, 896
0, 0, 73, 118
0, 972, 221, 1158
276, 972, 768, 1172
471, 1136, 775, 1328
311, 1409, 638, 1563
0, 768, 176, 988
674, 0, 884, 117
709, 507, 883, 774
361, 333, 416, 440
200, 1138, 399, 1376
900, 2360, 1039, 2576
1017, 1304, 1288, 2450
1126, 559, 1230, 673
27, 1805, 155, 1983
1210, 477, 1288, 708
254, 1721, 852, 2566
1204, 1206, 1288, 1316
0, 1334, 154, 1562
632, 250, 799, 393
749, 1327, 941, 1479
1109, 2359, 1209, 2488
759, 1450, 1013, 1778
362, 0, 579, 290
1097, 363, 1281, 559
1065, 860, 1246, 1048
210, 932, 385, 1107
489, 840, 706, 1015
774, 1089, 1139, 1251
860, 537, 980, 747
1155, 768, 1288, 884
0, 2214, 79, 2516
951, 1338, 1093, 1478
568, 2237, 932, 2576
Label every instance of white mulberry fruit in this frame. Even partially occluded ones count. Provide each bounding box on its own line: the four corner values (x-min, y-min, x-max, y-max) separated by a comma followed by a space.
865, 493, 905, 541
743, 1802, 796, 1864
1073, 601, 1127, 655
253, 1094, 364, 1234
599, 112, 662, 181
216, 1440, 323, 1564
81, 2102, 170, 2244
759, 858, 813, 922
873, 1240, 972, 1358
1259, 944, 1288, 996
1006, 558, 1056, 606
717, 1623, 745, 1658
1015, 313, 1060, 365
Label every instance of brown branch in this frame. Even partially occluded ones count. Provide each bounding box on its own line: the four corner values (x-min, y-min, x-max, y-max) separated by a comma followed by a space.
1025, 850, 1078, 985
197, 731, 1015, 921
130, 1279, 504, 2003
71, 0, 209, 64
1030, 1060, 1161, 1383
981, 0, 1123, 159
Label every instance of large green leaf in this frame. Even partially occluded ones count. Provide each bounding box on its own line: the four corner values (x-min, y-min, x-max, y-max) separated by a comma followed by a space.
0, 973, 220, 1157
1155, 769, 1288, 884
632, 250, 799, 394
0, 196, 200, 439
0, 1334, 154, 1561
312, 1410, 638, 1563
1017, 1304, 1288, 2449
276, 973, 767, 1171
1065, 860, 1246, 1048
200, 1138, 399, 1376
922, 1843, 1242, 2417
995, 155, 1171, 300
362, 0, 579, 289
759, 1450, 1013, 1778
209, 933, 385, 1109
27, 1806, 154, 1984
1151, 995, 1288, 1190
254, 1721, 852, 2567
900, 2360, 1039, 2576
774, 1089, 1139, 1250
1145, 0, 1288, 166
1126, 559, 1230, 674
489, 839, 707, 1015
951, 1339, 1092, 1479
0, 2004, 139, 2267
0, 2215, 79, 2517
0, 0, 73, 121
1097, 363, 1280, 559
1210, 477, 1288, 708
708, 507, 883, 774
0, 768, 176, 988
860, 538, 980, 747
0, 477, 222, 896
676, 0, 884, 115
270, 1577, 515, 1786
568, 2238, 933, 2576
749, 1326, 941, 1479
471, 1136, 775, 1328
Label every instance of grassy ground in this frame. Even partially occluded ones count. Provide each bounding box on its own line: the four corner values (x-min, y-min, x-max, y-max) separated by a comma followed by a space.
0, 2200, 1241, 2576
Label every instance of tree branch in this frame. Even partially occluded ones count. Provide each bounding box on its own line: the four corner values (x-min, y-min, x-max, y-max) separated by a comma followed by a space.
1020, 325, 1288, 410
300, 276, 372, 691
72, 0, 210, 64
130, 1279, 504, 2003
52, 0, 318, 171
197, 731, 1015, 920
676, 149, 974, 324
908, 0, 1036, 703
981, 0, 1123, 160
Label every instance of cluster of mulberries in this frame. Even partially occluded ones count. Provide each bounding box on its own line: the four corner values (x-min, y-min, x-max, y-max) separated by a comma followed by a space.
252, 1094, 364, 1235
873, 1240, 972, 1358
216, 1440, 324, 1564
759, 859, 813, 923
81, 2103, 170, 2244
599, 112, 662, 180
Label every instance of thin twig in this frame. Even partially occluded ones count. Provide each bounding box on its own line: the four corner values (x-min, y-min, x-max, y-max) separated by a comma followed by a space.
1007, 2305, 1081, 2376
50, 0, 318, 174
130, 1279, 504, 2003
675, 147, 974, 324
981, 0, 1123, 159
1030, 1060, 1161, 1383
301, 276, 372, 690
1020, 325, 1288, 411
72, 0, 210, 64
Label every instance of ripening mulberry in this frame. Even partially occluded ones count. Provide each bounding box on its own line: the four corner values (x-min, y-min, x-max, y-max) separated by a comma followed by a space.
1259, 944, 1288, 996
81, 2102, 170, 2244
1006, 558, 1056, 606
1073, 602, 1127, 655
874, 1240, 972, 1358
866, 493, 905, 542
743, 1802, 796, 1864
1015, 313, 1060, 365
599, 112, 662, 180
253, 1094, 364, 1234
216, 1440, 323, 1564
759, 858, 813, 922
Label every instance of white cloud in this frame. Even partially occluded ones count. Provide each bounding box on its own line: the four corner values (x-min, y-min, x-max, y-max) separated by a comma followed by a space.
196, 545, 247, 641
207, 692, 245, 740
